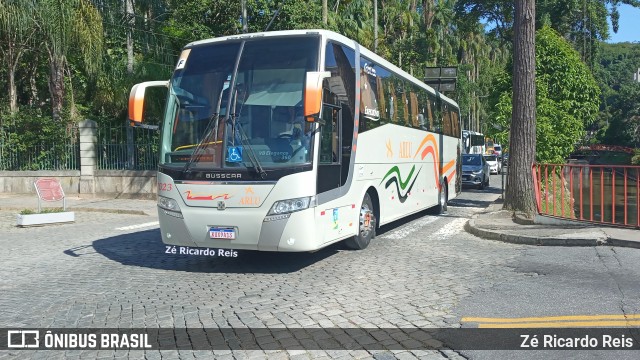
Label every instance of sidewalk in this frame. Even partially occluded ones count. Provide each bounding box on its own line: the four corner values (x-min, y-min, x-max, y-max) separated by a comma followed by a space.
465, 199, 640, 249
0, 193, 157, 216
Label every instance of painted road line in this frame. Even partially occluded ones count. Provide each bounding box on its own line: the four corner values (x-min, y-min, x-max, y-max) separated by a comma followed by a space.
116, 221, 159, 231
462, 314, 640, 323
477, 320, 640, 328
462, 314, 640, 328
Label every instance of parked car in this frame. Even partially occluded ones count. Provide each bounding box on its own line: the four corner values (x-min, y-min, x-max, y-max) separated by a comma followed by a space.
483, 154, 501, 174
462, 154, 490, 190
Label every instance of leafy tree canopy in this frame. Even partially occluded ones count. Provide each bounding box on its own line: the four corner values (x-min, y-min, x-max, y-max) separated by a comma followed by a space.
490, 26, 601, 163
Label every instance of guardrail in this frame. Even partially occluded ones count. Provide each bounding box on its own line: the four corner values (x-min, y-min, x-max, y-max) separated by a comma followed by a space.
532, 163, 640, 228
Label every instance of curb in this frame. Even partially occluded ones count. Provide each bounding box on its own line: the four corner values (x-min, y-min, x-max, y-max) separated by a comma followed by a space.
464, 215, 608, 247
0, 206, 149, 216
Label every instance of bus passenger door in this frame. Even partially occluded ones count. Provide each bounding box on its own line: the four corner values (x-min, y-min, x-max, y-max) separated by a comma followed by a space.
317, 103, 341, 194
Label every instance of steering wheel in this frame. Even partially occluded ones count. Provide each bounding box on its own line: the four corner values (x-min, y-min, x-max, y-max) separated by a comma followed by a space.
175, 93, 209, 109
278, 133, 293, 139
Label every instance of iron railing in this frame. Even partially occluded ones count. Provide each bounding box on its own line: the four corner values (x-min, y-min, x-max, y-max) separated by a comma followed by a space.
533, 163, 640, 228
0, 126, 79, 171
96, 124, 160, 170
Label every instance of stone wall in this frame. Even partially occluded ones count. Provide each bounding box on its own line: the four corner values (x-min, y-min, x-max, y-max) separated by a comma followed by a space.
0, 170, 157, 198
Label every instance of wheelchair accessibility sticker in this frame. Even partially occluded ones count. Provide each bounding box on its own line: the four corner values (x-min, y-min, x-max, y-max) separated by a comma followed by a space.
227, 146, 243, 163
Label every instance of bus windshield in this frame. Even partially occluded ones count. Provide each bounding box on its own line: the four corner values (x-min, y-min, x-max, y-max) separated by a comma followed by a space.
160, 36, 320, 171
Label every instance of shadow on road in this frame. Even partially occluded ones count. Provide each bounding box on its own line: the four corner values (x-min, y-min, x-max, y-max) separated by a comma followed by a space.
72, 229, 343, 274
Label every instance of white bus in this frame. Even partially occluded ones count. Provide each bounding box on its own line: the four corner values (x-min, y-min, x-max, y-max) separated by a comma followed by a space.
129, 29, 462, 252
462, 130, 485, 155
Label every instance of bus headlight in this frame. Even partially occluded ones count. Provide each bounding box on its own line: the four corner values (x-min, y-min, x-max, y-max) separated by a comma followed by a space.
268, 196, 314, 215
158, 195, 182, 213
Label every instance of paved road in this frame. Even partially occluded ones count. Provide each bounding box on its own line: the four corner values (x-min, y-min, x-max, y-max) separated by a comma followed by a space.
1, 174, 639, 359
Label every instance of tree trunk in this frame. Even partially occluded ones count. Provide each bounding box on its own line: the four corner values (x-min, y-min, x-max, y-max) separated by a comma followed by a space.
48, 52, 66, 121
29, 52, 39, 107
423, 0, 434, 28
8, 57, 18, 114
504, 0, 537, 215
126, 0, 134, 74
5, 42, 22, 114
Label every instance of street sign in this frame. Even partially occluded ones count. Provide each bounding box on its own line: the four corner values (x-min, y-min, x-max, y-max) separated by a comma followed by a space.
424, 67, 457, 92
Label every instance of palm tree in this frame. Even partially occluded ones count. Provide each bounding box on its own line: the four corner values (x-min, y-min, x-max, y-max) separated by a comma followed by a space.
35, 0, 103, 121
0, 0, 36, 114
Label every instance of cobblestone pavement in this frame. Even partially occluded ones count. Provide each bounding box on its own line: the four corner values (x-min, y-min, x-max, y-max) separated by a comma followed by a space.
0, 189, 532, 359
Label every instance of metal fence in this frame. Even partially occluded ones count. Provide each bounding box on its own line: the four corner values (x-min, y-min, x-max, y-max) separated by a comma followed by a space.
96, 124, 160, 170
533, 163, 640, 228
0, 125, 80, 171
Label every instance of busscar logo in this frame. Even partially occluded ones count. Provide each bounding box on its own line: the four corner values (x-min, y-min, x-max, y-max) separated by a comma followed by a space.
205, 173, 242, 179
7, 330, 39, 348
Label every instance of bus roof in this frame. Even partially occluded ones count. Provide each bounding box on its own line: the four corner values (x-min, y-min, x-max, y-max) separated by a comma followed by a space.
184, 29, 459, 110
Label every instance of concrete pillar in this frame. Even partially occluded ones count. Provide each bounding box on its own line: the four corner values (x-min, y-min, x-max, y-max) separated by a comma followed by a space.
79, 119, 97, 194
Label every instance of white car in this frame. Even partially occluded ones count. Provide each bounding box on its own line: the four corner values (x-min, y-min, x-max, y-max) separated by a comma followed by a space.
483, 154, 501, 174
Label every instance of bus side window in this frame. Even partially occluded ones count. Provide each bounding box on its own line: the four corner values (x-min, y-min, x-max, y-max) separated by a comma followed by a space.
320, 103, 340, 164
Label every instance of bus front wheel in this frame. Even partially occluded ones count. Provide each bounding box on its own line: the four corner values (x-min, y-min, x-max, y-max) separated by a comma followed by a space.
437, 182, 448, 214
345, 193, 376, 250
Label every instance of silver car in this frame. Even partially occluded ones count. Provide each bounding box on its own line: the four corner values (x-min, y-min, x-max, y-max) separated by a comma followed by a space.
462, 154, 490, 190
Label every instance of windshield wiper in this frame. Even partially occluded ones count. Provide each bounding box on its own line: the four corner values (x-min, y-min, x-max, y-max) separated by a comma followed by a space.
228, 116, 267, 179
182, 112, 220, 174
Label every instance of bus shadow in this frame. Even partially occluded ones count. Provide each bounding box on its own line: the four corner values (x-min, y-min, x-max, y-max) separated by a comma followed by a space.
84, 229, 341, 274
448, 197, 496, 209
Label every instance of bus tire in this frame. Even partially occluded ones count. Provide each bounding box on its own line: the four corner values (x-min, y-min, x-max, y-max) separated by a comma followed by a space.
437, 181, 448, 214
345, 193, 376, 250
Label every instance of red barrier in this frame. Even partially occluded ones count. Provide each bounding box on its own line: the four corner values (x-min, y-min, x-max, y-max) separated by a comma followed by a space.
532, 163, 640, 228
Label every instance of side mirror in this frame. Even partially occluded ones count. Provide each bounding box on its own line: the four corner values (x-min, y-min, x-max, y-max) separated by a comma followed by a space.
304, 71, 331, 122
128, 80, 169, 126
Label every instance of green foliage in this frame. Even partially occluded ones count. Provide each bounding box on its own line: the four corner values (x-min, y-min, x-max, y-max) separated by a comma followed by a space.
0, 109, 76, 170
1, 0, 638, 167
596, 42, 640, 147
20, 207, 65, 215
490, 26, 601, 164
632, 149, 640, 165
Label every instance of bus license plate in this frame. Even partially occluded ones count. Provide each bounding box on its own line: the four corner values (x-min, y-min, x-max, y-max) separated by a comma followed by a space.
209, 227, 236, 240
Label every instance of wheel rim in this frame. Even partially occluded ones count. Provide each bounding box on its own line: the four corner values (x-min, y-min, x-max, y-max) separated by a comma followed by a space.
360, 203, 374, 238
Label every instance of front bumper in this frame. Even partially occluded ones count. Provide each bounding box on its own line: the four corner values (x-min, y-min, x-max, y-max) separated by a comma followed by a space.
158, 205, 319, 252
462, 173, 483, 185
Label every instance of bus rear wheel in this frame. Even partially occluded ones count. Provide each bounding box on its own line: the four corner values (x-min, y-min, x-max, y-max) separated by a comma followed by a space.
345, 193, 376, 250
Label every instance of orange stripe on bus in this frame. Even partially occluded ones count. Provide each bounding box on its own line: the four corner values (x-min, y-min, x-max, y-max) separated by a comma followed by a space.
447, 170, 456, 183
442, 159, 455, 174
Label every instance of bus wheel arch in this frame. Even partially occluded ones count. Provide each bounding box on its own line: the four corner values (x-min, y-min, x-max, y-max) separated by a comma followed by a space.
345, 187, 379, 250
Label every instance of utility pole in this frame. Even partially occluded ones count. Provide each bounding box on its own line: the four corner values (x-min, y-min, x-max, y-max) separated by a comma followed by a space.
241, 0, 248, 33
374, 0, 378, 52
323, 0, 328, 25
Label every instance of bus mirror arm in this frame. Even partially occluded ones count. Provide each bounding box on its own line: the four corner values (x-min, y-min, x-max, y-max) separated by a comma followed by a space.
305, 114, 325, 126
